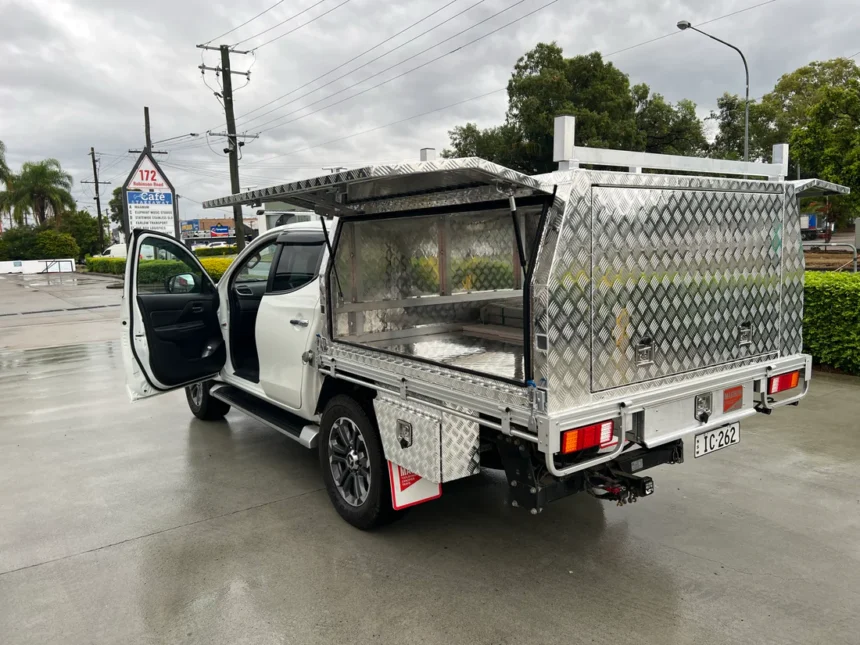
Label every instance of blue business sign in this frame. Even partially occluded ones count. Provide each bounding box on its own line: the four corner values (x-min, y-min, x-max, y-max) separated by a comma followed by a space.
211, 225, 230, 237
127, 191, 173, 205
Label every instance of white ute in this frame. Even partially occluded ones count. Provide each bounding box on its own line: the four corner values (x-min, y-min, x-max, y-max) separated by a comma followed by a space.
122, 117, 849, 529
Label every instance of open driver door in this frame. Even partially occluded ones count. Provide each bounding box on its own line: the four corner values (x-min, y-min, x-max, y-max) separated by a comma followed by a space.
121, 230, 225, 401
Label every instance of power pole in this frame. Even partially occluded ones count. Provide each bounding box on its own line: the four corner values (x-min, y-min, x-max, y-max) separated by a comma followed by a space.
82, 148, 110, 249
144, 106, 152, 152
196, 44, 252, 251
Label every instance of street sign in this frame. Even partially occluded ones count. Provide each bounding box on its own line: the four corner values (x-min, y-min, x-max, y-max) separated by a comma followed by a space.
121, 152, 179, 239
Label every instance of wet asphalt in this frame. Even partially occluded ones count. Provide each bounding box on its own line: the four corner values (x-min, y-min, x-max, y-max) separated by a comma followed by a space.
0, 272, 859, 644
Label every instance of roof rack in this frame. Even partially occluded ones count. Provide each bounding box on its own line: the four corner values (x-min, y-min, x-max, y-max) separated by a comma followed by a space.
552, 115, 788, 180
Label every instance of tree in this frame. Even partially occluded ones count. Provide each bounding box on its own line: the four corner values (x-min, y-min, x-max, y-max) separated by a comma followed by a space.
0, 227, 38, 261
791, 80, 860, 225
443, 44, 705, 173
705, 93, 777, 161
34, 229, 80, 260
0, 140, 16, 229
0, 140, 10, 187
762, 57, 860, 144
108, 186, 124, 225
633, 86, 707, 156
709, 58, 860, 170
6, 159, 75, 226
56, 210, 105, 258
443, 122, 521, 168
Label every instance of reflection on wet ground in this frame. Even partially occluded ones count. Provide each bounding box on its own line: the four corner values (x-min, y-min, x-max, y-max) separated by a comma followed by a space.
0, 336, 859, 644
0, 273, 121, 350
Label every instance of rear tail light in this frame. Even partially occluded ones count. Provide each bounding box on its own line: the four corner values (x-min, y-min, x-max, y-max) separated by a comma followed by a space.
768, 370, 800, 395
561, 420, 616, 454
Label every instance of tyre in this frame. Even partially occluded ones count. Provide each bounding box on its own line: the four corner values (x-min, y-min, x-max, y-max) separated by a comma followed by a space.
185, 381, 231, 421
319, 395, 398, 530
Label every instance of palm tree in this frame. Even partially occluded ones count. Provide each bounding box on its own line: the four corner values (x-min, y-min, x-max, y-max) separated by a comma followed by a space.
8, 158, 75, 226
0, 141, 11, 186
0, 140, 14, 229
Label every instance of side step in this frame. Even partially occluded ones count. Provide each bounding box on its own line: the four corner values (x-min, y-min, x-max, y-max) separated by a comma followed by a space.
209, 384, 319, 449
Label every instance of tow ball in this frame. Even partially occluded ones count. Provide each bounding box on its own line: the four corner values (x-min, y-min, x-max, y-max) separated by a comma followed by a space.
591, 472, 655, 506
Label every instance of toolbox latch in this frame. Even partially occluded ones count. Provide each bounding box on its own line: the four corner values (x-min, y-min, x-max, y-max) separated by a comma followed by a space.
635, 338, 654, 366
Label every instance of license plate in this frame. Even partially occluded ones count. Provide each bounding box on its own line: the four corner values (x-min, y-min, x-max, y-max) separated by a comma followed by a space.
694, 423, 740, 458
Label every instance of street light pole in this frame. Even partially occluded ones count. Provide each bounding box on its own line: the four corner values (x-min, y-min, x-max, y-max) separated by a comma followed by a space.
677, 20, 749, 163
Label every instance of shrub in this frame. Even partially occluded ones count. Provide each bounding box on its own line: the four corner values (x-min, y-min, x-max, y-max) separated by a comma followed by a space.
404, 257, 517, 294
451, 257, 514, 291
34, 230, 80, 260
85, 256, 126, 274
57, 211, 104, 259
84, 255, 235, 282
803, 272, 860, 375
200, 257, 233, 281
0, 226, 39, 261
409, 256, 440, 293
138, 259, 190, 285
194, 245, 237, 257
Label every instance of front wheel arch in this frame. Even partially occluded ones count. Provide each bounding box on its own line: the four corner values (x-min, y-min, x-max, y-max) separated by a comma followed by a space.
314, 375, 377, 416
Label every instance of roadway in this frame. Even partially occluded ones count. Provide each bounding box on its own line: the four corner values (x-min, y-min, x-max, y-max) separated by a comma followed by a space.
0, 272, 858, 644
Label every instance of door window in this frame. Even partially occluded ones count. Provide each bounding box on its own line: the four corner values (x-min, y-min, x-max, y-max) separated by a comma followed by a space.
270, 241, 324, 293
234, 242, 277, 283
137, 238, 205, 295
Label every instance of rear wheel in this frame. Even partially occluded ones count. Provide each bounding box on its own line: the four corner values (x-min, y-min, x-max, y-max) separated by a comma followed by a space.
185, 381, 230, 420
319, 395, 398, 529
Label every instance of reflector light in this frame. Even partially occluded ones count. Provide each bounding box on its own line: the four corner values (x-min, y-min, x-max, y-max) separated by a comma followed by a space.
768, 370, 800, 395
561, 420, 615, 454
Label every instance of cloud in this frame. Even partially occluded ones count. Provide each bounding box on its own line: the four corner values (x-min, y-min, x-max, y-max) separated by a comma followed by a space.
1, 0, 856, 220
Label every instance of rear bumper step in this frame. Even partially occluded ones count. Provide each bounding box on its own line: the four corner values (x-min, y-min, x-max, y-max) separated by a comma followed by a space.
209, 384, 319, 449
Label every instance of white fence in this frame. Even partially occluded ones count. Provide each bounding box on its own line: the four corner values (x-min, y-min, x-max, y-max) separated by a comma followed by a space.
0, 259, 76, 274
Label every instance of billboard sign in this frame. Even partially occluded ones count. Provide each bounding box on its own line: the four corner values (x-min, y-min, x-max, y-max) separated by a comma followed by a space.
210, 225, 230, 237
122, 152, 179, 238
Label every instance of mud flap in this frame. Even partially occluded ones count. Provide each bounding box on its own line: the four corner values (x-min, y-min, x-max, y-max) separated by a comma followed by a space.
388, 461, 441, 510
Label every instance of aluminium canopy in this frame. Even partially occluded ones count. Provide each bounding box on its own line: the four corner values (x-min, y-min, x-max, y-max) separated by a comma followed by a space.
202, 158, 550, 216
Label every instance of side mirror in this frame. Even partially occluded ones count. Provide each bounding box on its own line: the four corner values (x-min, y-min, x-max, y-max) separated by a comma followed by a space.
247, 254, 261, 269
166, 273, 197, 294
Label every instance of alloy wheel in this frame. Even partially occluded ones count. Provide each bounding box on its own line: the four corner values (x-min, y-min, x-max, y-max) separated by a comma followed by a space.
328, 417, 371, 507
189, 383, 203, 407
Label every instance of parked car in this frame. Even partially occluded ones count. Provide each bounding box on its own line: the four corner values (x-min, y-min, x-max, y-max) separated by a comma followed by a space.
95, 243, 127, 258
121, 121, 849, 530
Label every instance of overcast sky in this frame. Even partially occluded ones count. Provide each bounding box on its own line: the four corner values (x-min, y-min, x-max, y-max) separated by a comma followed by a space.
1, 0, 857, 220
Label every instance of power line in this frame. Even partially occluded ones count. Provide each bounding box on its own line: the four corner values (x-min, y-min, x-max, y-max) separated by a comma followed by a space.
231, 0, 329, 48
234, 0, 477, 126
604, 0, 778, 57
253, 0, 560, 135
241, 0, 783, 166
244, 88, 506, 165
97, 153, 129, 176
242, 0, 513, 130
203, 0, 288, 45
243, 0, 352, 51
159, 0, 782, 159
144, 0, 485, 156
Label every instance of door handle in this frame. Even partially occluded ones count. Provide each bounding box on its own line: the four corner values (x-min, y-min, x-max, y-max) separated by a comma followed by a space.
235, 285, 253, 296
191, 304, 204, 314
290, 319, 309, 327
